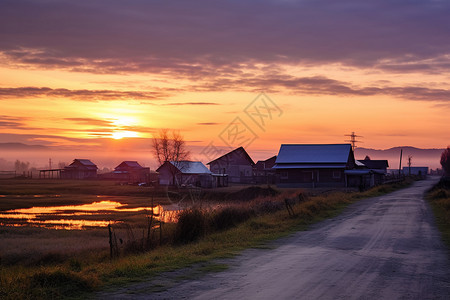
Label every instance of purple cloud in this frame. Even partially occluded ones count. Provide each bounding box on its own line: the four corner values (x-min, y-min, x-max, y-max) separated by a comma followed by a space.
0, 0, 449, 76
0, 87, 169, 101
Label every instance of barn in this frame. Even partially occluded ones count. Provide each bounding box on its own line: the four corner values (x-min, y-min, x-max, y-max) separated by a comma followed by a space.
61, 159, 98, 179
207, 147, 255, 184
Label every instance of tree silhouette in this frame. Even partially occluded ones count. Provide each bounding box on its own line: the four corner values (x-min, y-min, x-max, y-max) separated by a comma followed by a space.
14, 160, 29, 173
152, 129, 190, 185
152, 129, 190, 166
441, 146, 450, 175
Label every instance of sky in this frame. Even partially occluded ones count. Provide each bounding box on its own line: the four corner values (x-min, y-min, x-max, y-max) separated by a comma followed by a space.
0, 0, 449, 169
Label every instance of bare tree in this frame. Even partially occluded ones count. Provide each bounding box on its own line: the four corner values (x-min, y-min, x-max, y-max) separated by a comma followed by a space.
152, 129, 190, 165
152, 129, 190, 185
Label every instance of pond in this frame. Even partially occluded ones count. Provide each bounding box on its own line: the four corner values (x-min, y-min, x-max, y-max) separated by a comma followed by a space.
0, 199, 182, 230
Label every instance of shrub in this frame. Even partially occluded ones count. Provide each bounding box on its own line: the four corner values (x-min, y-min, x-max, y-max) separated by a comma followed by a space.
174, 208, 207, 244
210, 207, 253, 231
26, 270, 95, 298
441, 147, 450, 175
226, 186, 280, 201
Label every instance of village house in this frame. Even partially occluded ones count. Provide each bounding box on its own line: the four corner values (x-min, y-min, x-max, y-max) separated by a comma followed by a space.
358, 157, 389, 174
61, 159, 98, 179
254, 155, 277, 184
273, 144, 356, 188
346, 160, 389, 189
207, 147, 255, 184
348, 157, 390, 187
156, 161, 212, 187
101, 161, 157, 184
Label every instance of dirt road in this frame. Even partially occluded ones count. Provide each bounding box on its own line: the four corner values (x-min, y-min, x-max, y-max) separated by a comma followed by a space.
102, 177, 450, 299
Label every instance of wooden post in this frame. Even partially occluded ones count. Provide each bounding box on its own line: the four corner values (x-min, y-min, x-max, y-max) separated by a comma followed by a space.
284, 198, 295, 217
159, 219, 162, 246
108, 224, 113, 260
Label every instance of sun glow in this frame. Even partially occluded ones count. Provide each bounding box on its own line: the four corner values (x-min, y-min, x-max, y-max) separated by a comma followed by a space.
111, 130, 139, 139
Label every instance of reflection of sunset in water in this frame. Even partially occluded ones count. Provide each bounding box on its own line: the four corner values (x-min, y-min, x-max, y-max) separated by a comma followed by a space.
0, 200, 182, 230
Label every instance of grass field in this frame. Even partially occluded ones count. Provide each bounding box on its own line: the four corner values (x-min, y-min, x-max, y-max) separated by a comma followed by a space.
0, 178, 415, 299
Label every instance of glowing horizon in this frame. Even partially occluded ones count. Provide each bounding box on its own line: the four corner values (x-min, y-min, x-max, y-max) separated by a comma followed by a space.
0, 1, 449, 168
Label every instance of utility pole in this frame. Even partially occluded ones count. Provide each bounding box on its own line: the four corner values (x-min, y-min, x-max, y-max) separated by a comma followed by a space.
407, 155, 412, 176
399, 149, 403, 176
49, 158, 52, 170
345, 132, 363, 151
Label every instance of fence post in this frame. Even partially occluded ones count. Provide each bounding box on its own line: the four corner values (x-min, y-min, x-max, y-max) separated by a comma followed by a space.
108, 224, 113, 260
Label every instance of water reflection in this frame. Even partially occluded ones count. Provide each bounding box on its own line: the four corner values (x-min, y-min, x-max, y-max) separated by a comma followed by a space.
0, 200, 182, 230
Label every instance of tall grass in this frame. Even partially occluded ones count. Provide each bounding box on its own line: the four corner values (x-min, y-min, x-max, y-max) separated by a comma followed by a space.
426, 177, 450, 248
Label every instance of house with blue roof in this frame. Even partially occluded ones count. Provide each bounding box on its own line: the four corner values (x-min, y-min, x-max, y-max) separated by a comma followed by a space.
156, 161, 212, 187
273, 144, 356, 188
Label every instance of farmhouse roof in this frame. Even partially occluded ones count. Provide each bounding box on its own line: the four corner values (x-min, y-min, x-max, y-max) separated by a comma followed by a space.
115, 161, 143, 169
207, 146, 255, 165
358, 159, 389, 169
157, 161, 212, 174
275, 144, 353, 164
74, 159, 96, 166
67, 159, 98, 170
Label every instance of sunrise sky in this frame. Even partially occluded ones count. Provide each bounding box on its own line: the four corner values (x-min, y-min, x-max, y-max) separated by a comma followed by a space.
1, 0, 449, 168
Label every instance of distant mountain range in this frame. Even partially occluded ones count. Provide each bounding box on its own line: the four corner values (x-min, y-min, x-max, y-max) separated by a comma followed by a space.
355, 146, 445, 169
0, 143, 49, 150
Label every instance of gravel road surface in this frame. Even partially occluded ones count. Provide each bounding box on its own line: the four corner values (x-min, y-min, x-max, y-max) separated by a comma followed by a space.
100, 177, 450, 299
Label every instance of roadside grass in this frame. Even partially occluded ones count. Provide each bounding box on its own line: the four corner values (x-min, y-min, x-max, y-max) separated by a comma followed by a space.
0, 179, 415, 299
426, 177, 450, 250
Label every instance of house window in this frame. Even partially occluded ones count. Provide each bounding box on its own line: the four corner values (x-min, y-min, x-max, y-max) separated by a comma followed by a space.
280, 171, 288, 179
333, 171, 341, 179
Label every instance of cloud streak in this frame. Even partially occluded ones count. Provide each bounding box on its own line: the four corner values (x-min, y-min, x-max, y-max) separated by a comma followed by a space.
163, 102, 220, 106
188, 74, 450, 102
0, 87, 169, 101
1, 0, 449, 77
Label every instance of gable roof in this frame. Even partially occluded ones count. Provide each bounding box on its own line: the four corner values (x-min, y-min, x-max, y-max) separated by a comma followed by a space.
207, 146, 255, 165
67, 159, 98, 169
358, 159, 389, 169
275, 144, 353, 164
157, 161, 212, 174
255, 156, 277, 170
115, 161, 143, 169
273, 144, 354, 169
73, 159, 96, 166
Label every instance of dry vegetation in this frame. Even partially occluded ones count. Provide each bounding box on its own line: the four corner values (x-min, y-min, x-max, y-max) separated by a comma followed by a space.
426, 177, 450, 249
0, 178, 415, 299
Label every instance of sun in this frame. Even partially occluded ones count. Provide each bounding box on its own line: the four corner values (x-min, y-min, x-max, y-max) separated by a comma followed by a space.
106, 115, 141, 139
111, 130, 139, 139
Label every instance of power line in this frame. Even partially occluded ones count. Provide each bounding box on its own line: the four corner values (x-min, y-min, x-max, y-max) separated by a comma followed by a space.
345, 132, 363, 151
